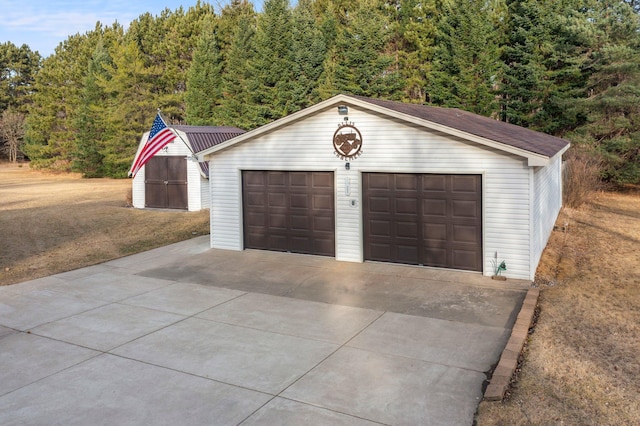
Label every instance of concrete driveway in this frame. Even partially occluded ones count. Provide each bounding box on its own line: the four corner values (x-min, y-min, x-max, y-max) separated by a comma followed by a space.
0, 236, 529, 425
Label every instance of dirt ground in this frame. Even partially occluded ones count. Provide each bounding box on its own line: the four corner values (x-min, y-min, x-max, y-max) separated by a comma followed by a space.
0, 163, 209, 286
476, 191, 640, 425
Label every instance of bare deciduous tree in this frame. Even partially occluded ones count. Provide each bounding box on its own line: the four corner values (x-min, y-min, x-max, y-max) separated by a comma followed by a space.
0, 109, 25, 163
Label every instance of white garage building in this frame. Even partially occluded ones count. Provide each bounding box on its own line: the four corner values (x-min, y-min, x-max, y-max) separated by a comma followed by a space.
132, 125, 244, 211
198, 95, 569, 280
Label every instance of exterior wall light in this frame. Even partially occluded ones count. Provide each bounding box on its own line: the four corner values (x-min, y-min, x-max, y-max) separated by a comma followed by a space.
337, 105, 349, 115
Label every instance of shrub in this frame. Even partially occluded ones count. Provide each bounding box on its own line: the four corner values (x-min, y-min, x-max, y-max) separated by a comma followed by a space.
563, 147, 602, 208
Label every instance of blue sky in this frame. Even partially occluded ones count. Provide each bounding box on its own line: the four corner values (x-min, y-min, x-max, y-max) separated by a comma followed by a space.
0, 0, 262, 57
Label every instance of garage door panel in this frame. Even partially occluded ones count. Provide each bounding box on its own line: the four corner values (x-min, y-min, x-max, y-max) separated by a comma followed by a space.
452, 175, 480, 192
291, 215, 310, 231
423, 199, 446, 216
245, 192, 265, 207
246, 211, 266, 226
452, 200, 480, 218
396, 174, 418, 190
424, 223, 447, 241
369, 197, 391, 213
243, 171, 335, 257
364, 173, 481, 272
268, 213, 287, 230
244, 172, 265, 186
369, 220, 391, 237
453, 225, 480, 244
313, 194, 333, 210
314, 216, 334, 232
268, 235, 288, 251
453, 250, 479, 270
424, 248, 447, 267
396, 221, 418, 238
245, 234, 267, 249
368, 243, 392, 260
368, 174, 392, 190
313, 238, 335, 257
396, 198, 418, 214
289, 172, 309, 187
268, 172, 287, 187
290, 193, 309, 209
397, 245, 419, 264
422, 175, 446, 191
268, 193, 287, 208
312, 172, 334, 189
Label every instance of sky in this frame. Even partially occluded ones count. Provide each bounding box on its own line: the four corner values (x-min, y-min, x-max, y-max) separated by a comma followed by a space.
0, 0, 261, 57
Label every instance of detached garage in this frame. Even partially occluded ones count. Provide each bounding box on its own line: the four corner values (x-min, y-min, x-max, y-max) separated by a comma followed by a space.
131, 125, 244, 211
198, 95, 570, 281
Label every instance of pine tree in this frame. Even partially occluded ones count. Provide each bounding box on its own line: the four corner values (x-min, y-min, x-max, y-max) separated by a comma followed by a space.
0, 42, 41, 114
185, 16, 223, 125
568, 1, 640, 185
97, 40, 159, 177
291, 0, 328, 108
387, 0, 438, 103
330, 0, 403, 98
427, 0, 501, 115
23, 30, 102, 171
217, 11, 258, 129
249, 0, 296, 124
498, 0, 592, 131
498, 0, 551, 126
72, 40, 111, 177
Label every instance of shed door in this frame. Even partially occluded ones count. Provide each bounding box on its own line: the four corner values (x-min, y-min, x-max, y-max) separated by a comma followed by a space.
242, 171, 335, 256
145, 156, 188, 210
363, 173, 482, 271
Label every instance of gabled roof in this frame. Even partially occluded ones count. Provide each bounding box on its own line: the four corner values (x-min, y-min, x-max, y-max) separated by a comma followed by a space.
171, 125, 245, 177
198, 94, 570, 166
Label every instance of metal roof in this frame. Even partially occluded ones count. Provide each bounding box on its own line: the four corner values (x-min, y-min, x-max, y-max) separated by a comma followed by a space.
171, 125, 245, 177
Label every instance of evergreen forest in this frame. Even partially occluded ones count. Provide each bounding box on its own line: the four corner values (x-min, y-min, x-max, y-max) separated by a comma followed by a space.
0, 0, 639, 184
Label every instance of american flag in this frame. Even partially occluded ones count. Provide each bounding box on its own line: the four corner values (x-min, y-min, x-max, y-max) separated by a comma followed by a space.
128, 112, 176, 178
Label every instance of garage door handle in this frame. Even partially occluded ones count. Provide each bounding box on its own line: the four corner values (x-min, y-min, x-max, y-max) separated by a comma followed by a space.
164, 181, 168, 184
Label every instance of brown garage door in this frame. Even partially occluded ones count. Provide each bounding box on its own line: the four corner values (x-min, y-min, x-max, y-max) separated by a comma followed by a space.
363, 173, 482, 271
145, 156, 188, 210
242, 171, 335, 256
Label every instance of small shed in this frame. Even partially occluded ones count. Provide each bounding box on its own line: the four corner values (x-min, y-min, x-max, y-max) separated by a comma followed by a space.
132, 125, 244, 211
198, 95, 570, 280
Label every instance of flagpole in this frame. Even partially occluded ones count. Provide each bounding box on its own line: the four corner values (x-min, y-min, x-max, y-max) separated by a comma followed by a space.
157, 108, 196, 157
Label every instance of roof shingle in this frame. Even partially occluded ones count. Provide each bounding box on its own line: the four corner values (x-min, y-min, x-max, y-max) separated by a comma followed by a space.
350, 95, 569, 158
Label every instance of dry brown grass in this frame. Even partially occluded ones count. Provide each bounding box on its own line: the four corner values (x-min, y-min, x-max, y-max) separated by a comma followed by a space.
0, 162, 209, 286
476, 191, 640, 425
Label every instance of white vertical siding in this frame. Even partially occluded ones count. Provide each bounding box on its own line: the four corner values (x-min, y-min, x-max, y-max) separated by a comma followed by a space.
209, 106, 535, 280
131, 130, 209, 211
199, 176, 210, 209
131, 133, 148, 209
531, 153, 563, 279
132, 167, 146, 208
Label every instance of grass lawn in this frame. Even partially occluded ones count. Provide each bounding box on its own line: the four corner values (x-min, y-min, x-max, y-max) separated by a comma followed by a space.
477, 190, 640, 425
0, 162, 209, 286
